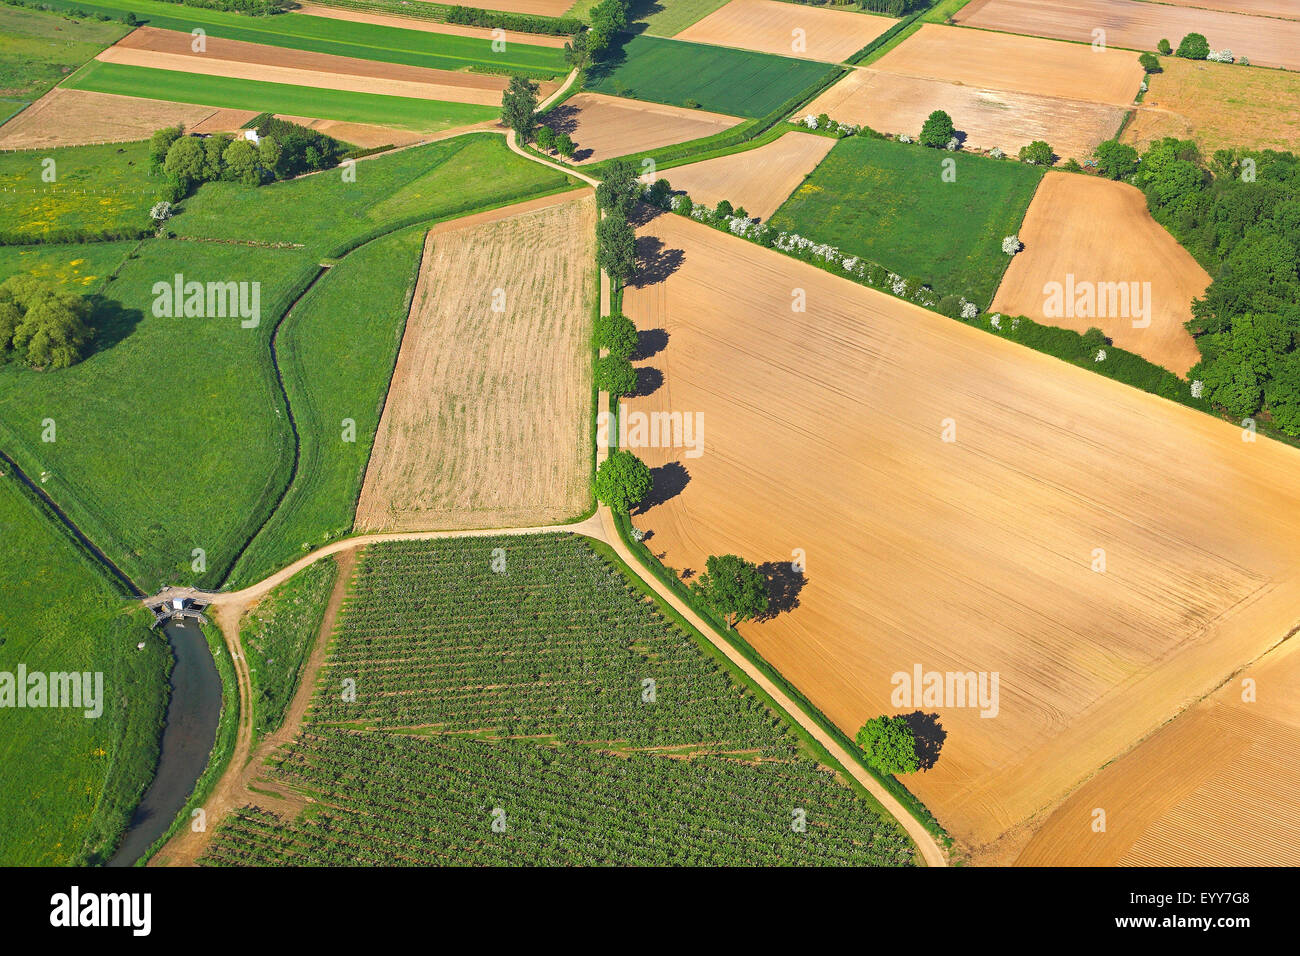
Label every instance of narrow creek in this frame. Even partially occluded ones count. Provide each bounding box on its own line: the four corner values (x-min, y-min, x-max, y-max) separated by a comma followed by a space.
107, 619, 222, 867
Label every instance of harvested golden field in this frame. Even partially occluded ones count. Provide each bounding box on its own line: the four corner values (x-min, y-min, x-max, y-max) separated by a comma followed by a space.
102, 28, 555, 106
805, 69, 1125, 161
992, 172, 1207, 375
354, 191, 595, 533
644, 131, 834, 221
1156, 0, 1299, 17
1123, 57, 1300, 155
541, 92, 743, 164
1016, 637, 1300, 866
872, 23, 1144, 106
622, 207, 1300, 852
0, 87, 249, 148
955, 0, 1300, 72
676, 0, 894, 62
291, 2, 569, 46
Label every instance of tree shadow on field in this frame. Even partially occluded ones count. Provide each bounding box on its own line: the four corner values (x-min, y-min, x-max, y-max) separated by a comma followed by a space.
87, 297, 144, 356
901, 711, 947, 771
756, 561, 807, 621
541, 103, 579, 137
635, 328, 668, 361
637, 461, 690, 513
626, 0, 660, 35
632, 234, 684, 288
632, 365, 663, 398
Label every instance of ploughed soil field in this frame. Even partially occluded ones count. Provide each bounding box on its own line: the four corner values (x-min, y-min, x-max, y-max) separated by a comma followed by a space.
805, 69, 1125, 161
1014, 637, 1300, 866
991, 172, 1208, 376
644, 131, 835, 221
540, 92, 743, 164
355, 191, 595, 532
99, 27, 556, 106
1123, 57, 1300, 155
621, 206, 1300, 853
1153, 0, 1299, 18
955, 0, 1300, 72
0, 87, 251, 148
871, 24, 1144, 106
291, 2, 571, 46
676, 0, 894, 62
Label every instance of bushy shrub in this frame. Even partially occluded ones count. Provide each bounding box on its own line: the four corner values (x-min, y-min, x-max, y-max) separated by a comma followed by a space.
1158, 38, 1172, 55
1139, 52, 1161, 73
1176, 32, 1210, 59
918, 109, 955, 148
1018, 140, 1054, 166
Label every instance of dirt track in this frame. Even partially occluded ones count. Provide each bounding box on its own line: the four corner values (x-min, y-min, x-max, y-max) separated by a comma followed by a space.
677, 0, 894, 62
992, 172, 1208, 375
955, 0, 1300, 72
621, 206, 1300, 853
541, 92, 743, 164
806, 69, 1125, 161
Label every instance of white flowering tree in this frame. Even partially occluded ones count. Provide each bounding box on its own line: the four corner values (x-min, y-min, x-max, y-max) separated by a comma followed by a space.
150, 201, 173, 222
1002, 235, 1023, 255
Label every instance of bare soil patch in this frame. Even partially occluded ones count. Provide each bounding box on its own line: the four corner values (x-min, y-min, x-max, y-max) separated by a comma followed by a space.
643, 130, 834, 221
872, 23, 1144, 106
676, 0, 894, 62
992, 172, 1207, 375
273, 115, 427, 149
540, 92, 742, 164
622, 206, 1300, 852
806, 69, 1125, 160
955, 0, 1300, 72
0, 87, 249, 149
354, 191, 596, 532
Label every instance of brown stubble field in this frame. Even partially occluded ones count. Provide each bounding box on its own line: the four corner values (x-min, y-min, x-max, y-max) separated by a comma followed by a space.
642, 131, 834, 221
540, 92, 742, 164
0, 87, 252, 148
1123, 57, 1300, 155
804, 69, 1125, 161
992, 172, 1208, 375
871, 23, 1144, 106
1154, 0, 1298, 17
955, 0, 1300, 72
354, 192, 596, 533
622, 206, 1300, 854
676, 0, 894, 62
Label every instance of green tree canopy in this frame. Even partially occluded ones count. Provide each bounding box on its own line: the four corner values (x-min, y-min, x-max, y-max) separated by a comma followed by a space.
918, 109, 955, 148
1176, 32, 1210, 59
1018, 140, 1054, 166
594, 311, 638, 360
223, 138, 261, 187
1139, 52, 1161, 73
597, 214, 636, 287
501, 75, 540, 144
0, 276, 94, 370
689, 554, 768, 629
594, 354, 638, 397
594, 449, 652, 513
597, 158, 641, 218
1094, 139, 1139, 180
856, 715, 921, 775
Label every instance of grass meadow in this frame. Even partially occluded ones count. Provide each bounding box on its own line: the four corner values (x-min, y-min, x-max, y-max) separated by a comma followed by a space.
0, 476, 168, 866
0, 239, 136, 289
67, 62, 500, 134
229, 227, 426, 588
0, 5, 126, 106
630, 0, 732, 36
769, 135, 1043, 303
585, 34, 834, 118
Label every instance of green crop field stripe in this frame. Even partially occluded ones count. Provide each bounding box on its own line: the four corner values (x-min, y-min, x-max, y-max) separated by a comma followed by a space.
66, 61, 499, 132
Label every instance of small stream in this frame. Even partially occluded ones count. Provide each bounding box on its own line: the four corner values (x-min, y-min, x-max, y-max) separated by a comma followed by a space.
107, 619, 222, 867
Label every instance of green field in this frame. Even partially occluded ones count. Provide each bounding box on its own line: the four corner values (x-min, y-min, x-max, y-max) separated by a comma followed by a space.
201, 534, 917, 866
240, 557, 337, 744
66, 61, 499, 134
228, 227, 424, 587
36, 0, 567, 77
0, 240, 136, 289
173, 132, 578, 258
769, 136, 1043, 304
630, 0, 732, 36
0, 476, 168, 866
0, 140, 159, 243
0, 5, 126, 107
585, 34, 834, 118
0, 239, 318, 592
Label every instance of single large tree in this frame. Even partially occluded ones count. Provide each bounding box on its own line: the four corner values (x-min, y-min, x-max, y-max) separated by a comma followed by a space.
563, 30, 590, 72
594, 450, 652, 513
1175, 32, 1210, 59
856, 715, 921, 775
1094, 139, 1139, 180
501, 75, 540, 144
0, 276, 94, 370
593, 311, 638, 360
596, 214, 636, 287
918, 109, 955, 148
597, 158, 640, 218
690, 554, 768, 628
594, 354, 638, 396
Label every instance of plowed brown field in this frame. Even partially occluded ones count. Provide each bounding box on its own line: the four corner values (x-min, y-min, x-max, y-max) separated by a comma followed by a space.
992, 172, 1207, 375
101, 28, 556, 105
805, 69, 1125, 160
354, 191, 595, 532
643, 131, 834, 221
872, 23, 1144, 105
1016, 636, 1300, 866
540, 92, 742, 164
955, 0, 1300, 72
0, 87, 250, 148
622, 206, 1300, 853
676, 0, 894, 62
